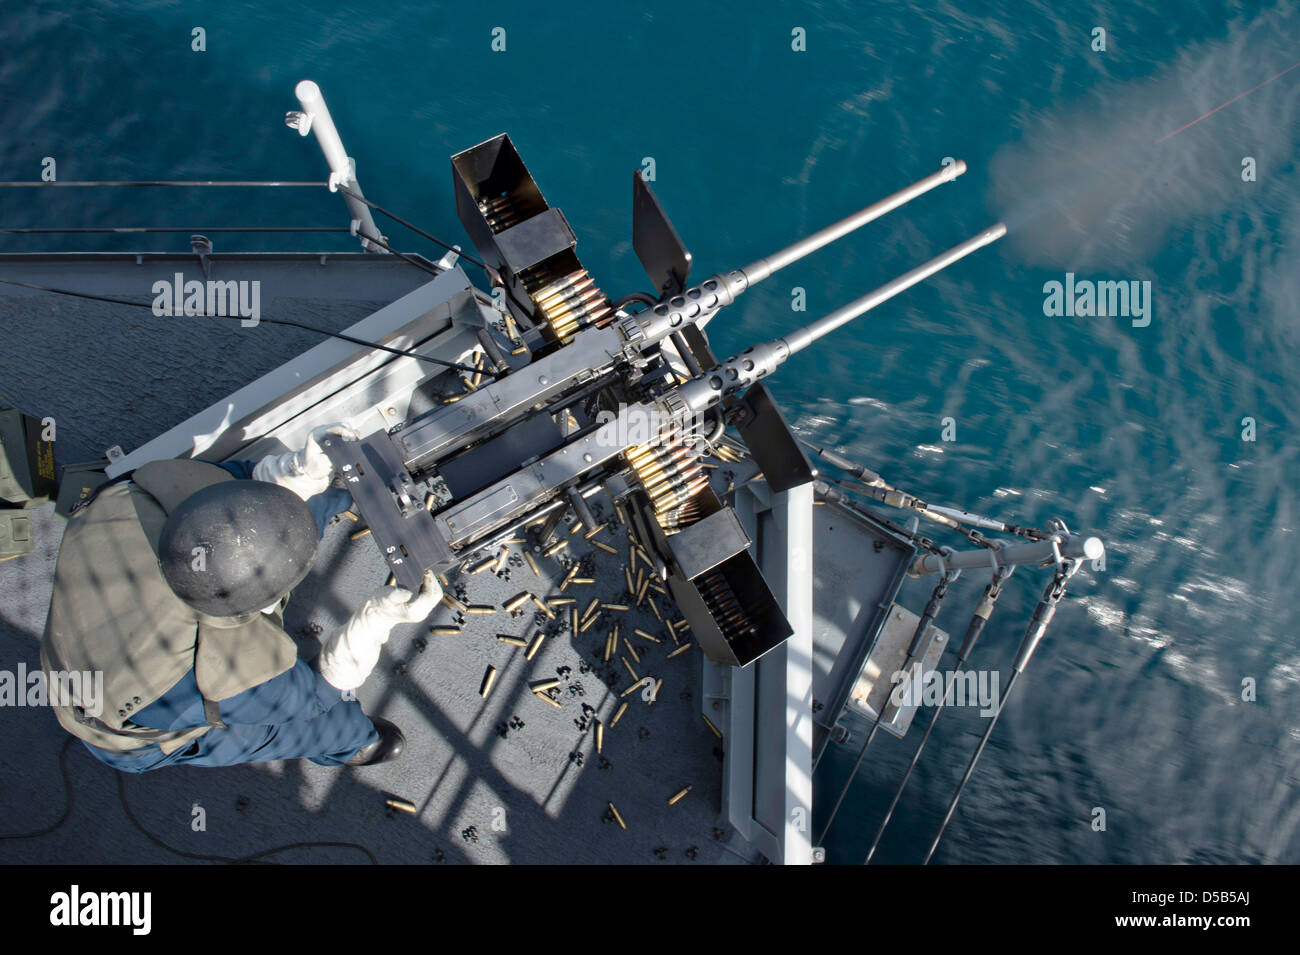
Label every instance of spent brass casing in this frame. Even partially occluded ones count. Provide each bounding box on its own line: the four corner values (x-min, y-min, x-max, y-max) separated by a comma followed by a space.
503, 592, 532, 613
469, 556, 496, 575
595, 720, 604, 754
533, 688, 561, 708
480, 666, 499, 698
531, 679, 560, 692
667, 643, 692, 659
385, 795, 418, 814
530, 594, 556, 619
667, 786, 692, 806
623, 638, 640, 664
430, 626, 461, 636
592, 540, 617, 556
524, 551, 542, 577
543, 539, 568, 558
622, 657, 639, 683
464, 605, 496, 615
607, 802, 626, 831
526, 632, 546, 660
349, 527, 371, 541
497, 635, 527, 646
583, 522, 608, 540
611, 701, 628, 727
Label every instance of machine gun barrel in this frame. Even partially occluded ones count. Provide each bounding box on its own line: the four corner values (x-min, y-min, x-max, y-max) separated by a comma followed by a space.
739, 160, 967, 285
675, 222, 1007, 415
780, 221, 1006, 356
629, 161, 969, 346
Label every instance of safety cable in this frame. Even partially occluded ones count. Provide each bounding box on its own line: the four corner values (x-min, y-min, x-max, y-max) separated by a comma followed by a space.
0, 277, 482, 373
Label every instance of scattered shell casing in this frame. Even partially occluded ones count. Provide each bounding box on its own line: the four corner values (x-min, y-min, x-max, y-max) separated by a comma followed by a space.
604, 603, 629, 612
469, 555, 496, 575
603, 631, 616, 662
531, 678, 560, 692
441, 593, 468, 613
496, 635, 527, 646
343, 509, 359, 522
530, 594, 556, 619
350, 527, 372, 541
667, 786, 692, 806
493, 544, 510, 573
583, 598, 600, 620
430, 626, 461, 636
583, 522, 608, 540
548, 596, 576, 607
623, 638, 641, 663
621, 657, 640, 683
526, 631, 546, 660
595, 720, 604, 754
424, 491, 437, 509
624, 567, 635, 594
648, 596, 663, 621
620, 682, 641, 698
611, 701, 628, 727
571, 607, 579, 638
560, 563, 580, 591
607, 802, 626, 830
524, 551, 542, 577
464, 605, 496, 615
592, 540, 618, 556
650, 582, 667, 596
533, 688, 561, 708
650, 677, 663, 702
543, 539, 568, 558
667, 643, 692, 659
479, 666, 499, 698
665, 618, 677, 642
503, 592, 532, 613
633, 629, 658, 643
385, 795, 417, 814
702, 713, 723, 738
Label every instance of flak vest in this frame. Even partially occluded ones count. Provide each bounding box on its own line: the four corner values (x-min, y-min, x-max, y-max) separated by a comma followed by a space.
40, 459, 299, 754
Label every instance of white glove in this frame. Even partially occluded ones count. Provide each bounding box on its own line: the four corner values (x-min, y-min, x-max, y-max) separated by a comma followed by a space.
252, 424, 357, 501
318, 571, 443, 691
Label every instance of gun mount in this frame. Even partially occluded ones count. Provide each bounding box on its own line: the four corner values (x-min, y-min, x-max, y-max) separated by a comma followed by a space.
326, 132, 1009, 667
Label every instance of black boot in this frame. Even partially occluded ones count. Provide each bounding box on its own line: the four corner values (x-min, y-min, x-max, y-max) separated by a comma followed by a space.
346, 717, 405, 766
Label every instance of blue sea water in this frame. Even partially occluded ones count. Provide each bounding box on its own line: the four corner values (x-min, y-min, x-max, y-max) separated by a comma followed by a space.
1, 0, 1297, 863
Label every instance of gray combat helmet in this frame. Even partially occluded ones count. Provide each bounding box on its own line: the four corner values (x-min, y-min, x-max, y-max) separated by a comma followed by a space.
157, 480, 319, 617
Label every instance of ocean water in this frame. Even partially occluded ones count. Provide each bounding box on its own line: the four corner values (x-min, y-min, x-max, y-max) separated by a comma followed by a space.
1, 0, 1297, 864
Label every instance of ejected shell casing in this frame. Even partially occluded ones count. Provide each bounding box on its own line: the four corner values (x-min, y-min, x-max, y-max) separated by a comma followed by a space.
604, 603, 629, 612
624, 567, 635, 594
543, 539, 568, 558
667, 786, 692, 806
650, 678, 663, 702
531, 678, 560, 692
622, 657, 639, 683
571, 577, 595, 586
511, 345, 527, 355
560, 563, 580, 591
620, 682, 641, 699
650, 582, 667, 596
503, 592, 532, 613
623, 638, 640, 664
611, 701, 628, 727
350, 527, 372, 541
425, 491, 437, 509
607, 802, 626, 831
493, 544, 509, 573
504, 312, 520, 343
469, 556, 496, 574
464, 605, 496, 615
430, 626, 461, 636
583, 522, 608, 540
583, 598, 600, 620
548, 596, 576, 607
441, 593, 467, 613
571, 608, 579, 638
702, 714, 722, 738
636, 579, 650, 605
480, 666, 499, 698
437, 572, 450, 587
667, 643, 692, 659
675, 619, 691, 632
496, 635, 527, 646
665, 618, 677, 642
603, 632, 615, 662
524, 551, 542, 577
635, 568, 646, 595
343, 509, 359, 522
385, 795, 418, 814
530, 594, 556, 619
526, 631, 546, 660
533, 688, 561, 708
595, 720, 604, 754
648, 596, 662, 621
592, 540, 617, 556
633, 628, 658, 643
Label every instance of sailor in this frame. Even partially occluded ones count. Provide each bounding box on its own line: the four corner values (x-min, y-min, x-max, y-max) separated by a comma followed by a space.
39, 425, 440, 771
